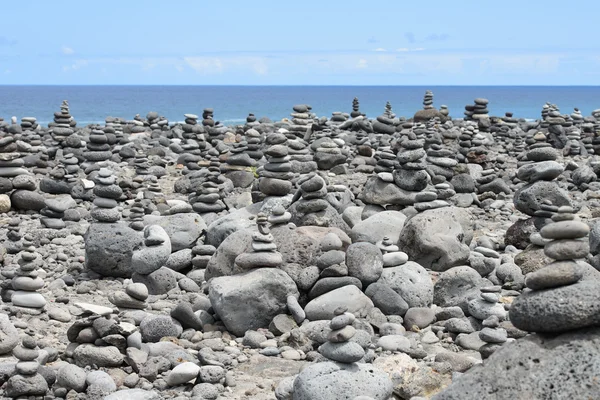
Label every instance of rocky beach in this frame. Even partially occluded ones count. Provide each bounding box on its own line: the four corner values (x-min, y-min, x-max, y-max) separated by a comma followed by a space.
1, 94, 600, 400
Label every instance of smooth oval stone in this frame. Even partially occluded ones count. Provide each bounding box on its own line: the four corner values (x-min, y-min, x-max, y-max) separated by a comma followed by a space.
478, 327, 507, 343
327, 325, 356, 343
540, 220, 589, 240
330, 312, 356, 330
544, 239, 590, 260
12, 276, 45, 291
11, 291, 46, 308
318, 341, 365, 363
382, 252, 408, 267
235, 252, 283, 269
525, 261, 583, 290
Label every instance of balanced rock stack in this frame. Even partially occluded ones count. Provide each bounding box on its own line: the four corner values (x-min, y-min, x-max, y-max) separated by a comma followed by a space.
91, 168, 122, 223
202, 108, 215, 127
11, 247, 47, 312
289, 104, 313, 136
414, 90, 447, 122
378, 236, 408, 268
245, 113, 259, 129
182, 113, 200, 135
245, 128, 263, 161
268, 203, 292, 226
290, 307, 393, 399
564, 123, 583, 156
314, 139, 346, 170
108, 282, 149, 310
474, 286, 509, 357
234, 213, 283, 270
134, 150, 150, 175
288, 137, 316, 175
318, 307, 364, 362
51, 100, 76, 132
373, 101, 396, 134
40, 195, 74, 229
514, 132, 571, 217
581, 123, 595, 155
258, 133, 293, 197
5, 336, 48, 397
426, 142, 457, 181
20, 117, 38, 132
374, 147, 397, 174
128, 197, 145, 230
393, 132, 430, 204
190, 155, 227, 214
351, 97, 363, 118
546, 105, 568, 148
510, 206, 597, 333
330, 111, 348, 124
131, 225, 173, 294
84, 128, 112, 163
289, 173, 330, 226
5, 218, 22, 254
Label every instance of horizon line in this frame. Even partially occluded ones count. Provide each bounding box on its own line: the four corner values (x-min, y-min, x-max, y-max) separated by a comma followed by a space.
1, 84, 599, 87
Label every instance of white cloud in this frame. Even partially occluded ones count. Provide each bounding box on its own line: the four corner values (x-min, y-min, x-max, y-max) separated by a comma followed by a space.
396, 48, 426, 52
61, 46, 75, 55
374, 48, 387, 52
183, 56, 269, 76
357, 59, 368, 69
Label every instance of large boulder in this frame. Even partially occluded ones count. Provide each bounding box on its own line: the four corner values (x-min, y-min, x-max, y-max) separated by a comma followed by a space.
205, 206, 256, 247
346, 242, 383, 286
377, 262, 434, 308
208, 268, 299, 336
398, 207, 473, 271
509, 280, 600, 333
349, 211, 407, 244
143, 213, 206, 252
414, 108, 449, 123
293, 361, 393, 400
304, 285, 374, 321
205, 225, 351, 281
513, 181, 576, 217
84, 223, 143, 278
434, 266, 492, 312
432, 326, 600, 399
360, 177, 417, 206
288, 202, 351, 234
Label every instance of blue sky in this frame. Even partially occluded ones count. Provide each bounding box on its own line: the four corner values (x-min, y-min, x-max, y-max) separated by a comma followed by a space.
0, 0, 598, 85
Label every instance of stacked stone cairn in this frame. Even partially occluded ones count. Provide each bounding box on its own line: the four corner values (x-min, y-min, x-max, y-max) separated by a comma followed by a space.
393, 132, 430, 205
288, 136, 316, 175
108, 282, 149, 310
91, 168, 122, 223
5, 335, 48, 397
134, 151, 150, 175
289, 173, 330, 225
378, 236, 408, 268
545, 105, 568, 148
245, 128, 263, 161
314, 138, 346, 170
287, 104, 313, 137
374, 147, 397, 174
581, 123, 595, 155
131, 225, 173, 294
510, 206, 596, 334
351, 97, 363, 118
318, 307, 364, 362
564, 120, 584, 156
128, 196, 145, 231
373, 101, 396, 134
11, 246, 47, 312
245, 113, 259, 130
182, 113, 200, 136
202, 108, 215, 127
258, 132, 293, 197
268, 203, 292, 226
474, 286, 509, 358
190, 155, 227, 214
330, 111, 348, 124
84, 128, 112, 163
20, 117, 38, 132
235, 213, 283, 270
5, 218, 22, 254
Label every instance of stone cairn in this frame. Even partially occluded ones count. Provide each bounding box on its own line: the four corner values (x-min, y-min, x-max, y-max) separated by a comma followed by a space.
20, 117, 38, 132
190, 155, 227, 214
11, 246, 47, 313
510, 206, 593, 334
84, 128, 112, 164
91, 168, 122, 223
318, 307, 364, 363
289, 104, 314, 137
378, 236, 408, 268
245, 128, 263, 161
108, 282, 149, 310
475, 286, 509, 357
50, 101, 76, 145
373, 102, 396, 134
268, 203, 292, 227
374, 147, 397, 174
258, 133, 292, 197
131, 225, 172, 294
5, 218, 22, 254
234, 213, 283, 270
394, 132, 429, 204
423, 90, 434, 110
314, 138, 346, 171
330, 111, 348, 125
291, 173, 330, 224
182, 113, 200, 137
5, 335, 48, 397
350, 97, 363, 118
128, 196, 145, 231
245, 113, 259, 130
581, 123, 595, 155
202, 108, 215, 127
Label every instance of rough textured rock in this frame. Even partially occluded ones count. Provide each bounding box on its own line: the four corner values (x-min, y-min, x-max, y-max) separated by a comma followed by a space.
377, 262, 434, 308
208, 268, 299, 336
304, 285, 374, 321
434, 266, 491, 312
293, 361, 393, 400
349, 211, 407, 244
398, 207, 473, 271
143, 213, 206, 252
433, 326, 600, 399
346, 242, 384, 286
513, 181, 576, 216
84, 223, 143, 278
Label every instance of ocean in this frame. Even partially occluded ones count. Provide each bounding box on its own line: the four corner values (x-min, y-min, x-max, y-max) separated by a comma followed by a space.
1, 85, 599, 126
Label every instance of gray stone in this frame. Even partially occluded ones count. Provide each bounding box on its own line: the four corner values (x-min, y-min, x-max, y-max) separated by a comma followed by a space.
398, 207, 473, 271
293, 361, 393, 400
513, 181, 575, 217
73, 345, 124, 368
509, 280, 600, 333
349, 211, 407, 244
0, 314, 19, 354
304, 285, 374, 320
365, 282, 409, 316
377, 335, 411, 352
10, 190, 45, 211
377, 262, 434, 308
318, 341, 365, 362
165, 362, 200, 386
432, 326, 600, 400
84, 223, 143, 278
525, 261, 583, 290
208, 268, 299, 336
140, 315, 183, 342
434, 266, 491, 312
143, 213, 206, 252
346, 242, 384, 286
404, 307, 436, 330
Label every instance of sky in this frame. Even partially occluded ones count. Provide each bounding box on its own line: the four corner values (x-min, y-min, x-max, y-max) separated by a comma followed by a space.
0, 0, 598, 85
